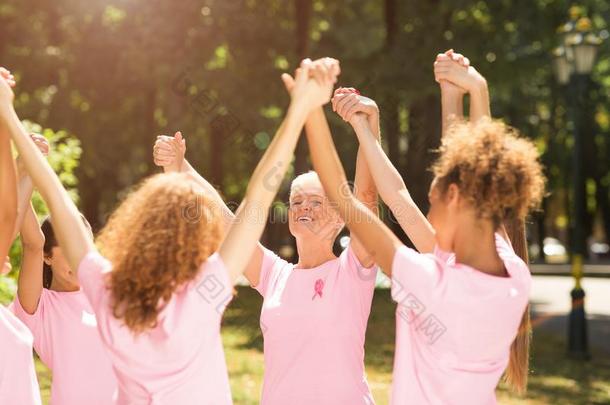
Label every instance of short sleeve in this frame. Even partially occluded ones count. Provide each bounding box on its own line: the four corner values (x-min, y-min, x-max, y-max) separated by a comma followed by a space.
252, 247, 291, 297
11, 292, 49, 364
192, 253, 234, 316
340, 245, 378, 288
77, 250, 112, 314
391, 245, 445, 306
11, 293, 43, 334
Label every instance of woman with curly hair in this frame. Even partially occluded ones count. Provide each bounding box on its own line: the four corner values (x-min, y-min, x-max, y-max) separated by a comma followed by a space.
305, 59, 545, 404
434, 50, 533, 395
2, 57, 340, 404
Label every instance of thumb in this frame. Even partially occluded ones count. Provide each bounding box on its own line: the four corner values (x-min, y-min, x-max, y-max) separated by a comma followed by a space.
294, 66, 309, 88
174, 131, 183, 142
281, 73, 295, 91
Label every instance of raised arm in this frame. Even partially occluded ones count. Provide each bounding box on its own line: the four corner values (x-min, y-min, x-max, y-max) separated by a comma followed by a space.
219, 58, 340, 283
433, 51, 490, 123
305, 88, 380, 267
0, 68, 18, 267
434, 51, 466, 135
331, 89, 435, 253
12, 134, 49, 241
153, 131, 267, 285
0, 70, 94, 273
14, 136, 50, 313
16, 203, 45, 314
154, 132, 235, 229
304, 106, 402, 275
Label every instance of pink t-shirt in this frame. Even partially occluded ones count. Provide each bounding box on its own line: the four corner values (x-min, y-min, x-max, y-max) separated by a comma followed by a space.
255, 246, 377, 405
77, 250, 233, 405
0, 304, 41, 405
12, 288, 118, 404
390, 234, 531, 405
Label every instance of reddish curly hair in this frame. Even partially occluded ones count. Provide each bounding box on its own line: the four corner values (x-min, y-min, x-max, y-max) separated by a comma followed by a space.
96, 173, 223, 334
432, 119, 545, 226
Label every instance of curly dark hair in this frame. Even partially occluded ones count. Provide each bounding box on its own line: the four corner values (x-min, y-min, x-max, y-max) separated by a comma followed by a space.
432, 119, 545, 226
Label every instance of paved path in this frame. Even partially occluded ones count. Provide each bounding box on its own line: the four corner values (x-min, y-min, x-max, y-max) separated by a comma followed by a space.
530, 276, 610, 356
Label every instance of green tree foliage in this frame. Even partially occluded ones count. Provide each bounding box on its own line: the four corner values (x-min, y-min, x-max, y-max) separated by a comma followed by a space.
0, 0, 609, 260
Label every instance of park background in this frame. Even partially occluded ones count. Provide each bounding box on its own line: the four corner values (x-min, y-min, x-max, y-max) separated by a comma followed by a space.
1, 0, 609, 404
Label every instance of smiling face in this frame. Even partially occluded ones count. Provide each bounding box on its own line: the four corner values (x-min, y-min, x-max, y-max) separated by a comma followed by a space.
288, 172, 343, 243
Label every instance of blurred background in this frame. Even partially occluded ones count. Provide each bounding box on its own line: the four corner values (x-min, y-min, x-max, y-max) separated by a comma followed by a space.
1, 0, 609, 404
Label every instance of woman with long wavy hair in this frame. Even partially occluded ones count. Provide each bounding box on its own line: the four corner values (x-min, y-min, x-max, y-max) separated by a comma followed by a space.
2, 57, 340, 405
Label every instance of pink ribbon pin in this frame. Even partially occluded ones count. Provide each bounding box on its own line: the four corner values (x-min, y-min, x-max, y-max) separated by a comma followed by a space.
312, 279, 324, 300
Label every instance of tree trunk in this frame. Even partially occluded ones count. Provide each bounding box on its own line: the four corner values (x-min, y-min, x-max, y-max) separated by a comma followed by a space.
404, 94, 441, 220
293, 0, 312, 177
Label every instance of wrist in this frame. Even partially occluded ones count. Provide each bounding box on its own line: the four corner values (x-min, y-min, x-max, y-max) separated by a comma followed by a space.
350, 114, 368, 129
441, 85, 466, 99
164, 164, 181, 173
0, 104, 16, 127
289, 96, 311, 114
287, 98, 312, 124
466, 76, 488, 95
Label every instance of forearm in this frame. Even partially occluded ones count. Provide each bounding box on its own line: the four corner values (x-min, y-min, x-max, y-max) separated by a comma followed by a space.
347, 128, 379, 266
353, 148, 378, 212
220, 101, 308, 282
20, 202, 44, 249
17, 204, 44, 314
12, 171, 34, 240
246, 102, 307, 204
441, 89, 464, 136
468, 81, 491, 123
0, 129, 17, 260
5, 107, 94, 271
181, 159, 235, 230
305, 108, 401, 274
351, 119, 435, 253
351, 120, 407, 205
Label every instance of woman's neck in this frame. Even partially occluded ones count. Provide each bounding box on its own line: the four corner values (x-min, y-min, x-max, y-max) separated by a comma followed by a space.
50, 277, 80, 292
295, 236, 336, 269
453, 221, 507, 277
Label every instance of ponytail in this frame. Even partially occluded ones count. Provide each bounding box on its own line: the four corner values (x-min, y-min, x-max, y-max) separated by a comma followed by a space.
503, 218, 531, 395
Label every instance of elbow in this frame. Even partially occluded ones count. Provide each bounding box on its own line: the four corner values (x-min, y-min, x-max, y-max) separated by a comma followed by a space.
22, 230, 45, 251
22, 239, 45, 252
357, 188, 378, 203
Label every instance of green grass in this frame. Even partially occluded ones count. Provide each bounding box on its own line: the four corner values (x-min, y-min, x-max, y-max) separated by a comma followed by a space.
35, 287, 610, 404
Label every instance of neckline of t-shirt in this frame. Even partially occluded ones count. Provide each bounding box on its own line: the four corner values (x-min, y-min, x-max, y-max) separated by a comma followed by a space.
450, 234, 521, 282
46, 287, 84, 295
291, 256, 340, 271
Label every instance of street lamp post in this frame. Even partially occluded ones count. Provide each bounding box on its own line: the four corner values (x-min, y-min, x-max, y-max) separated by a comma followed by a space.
552, 9, 602, 360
